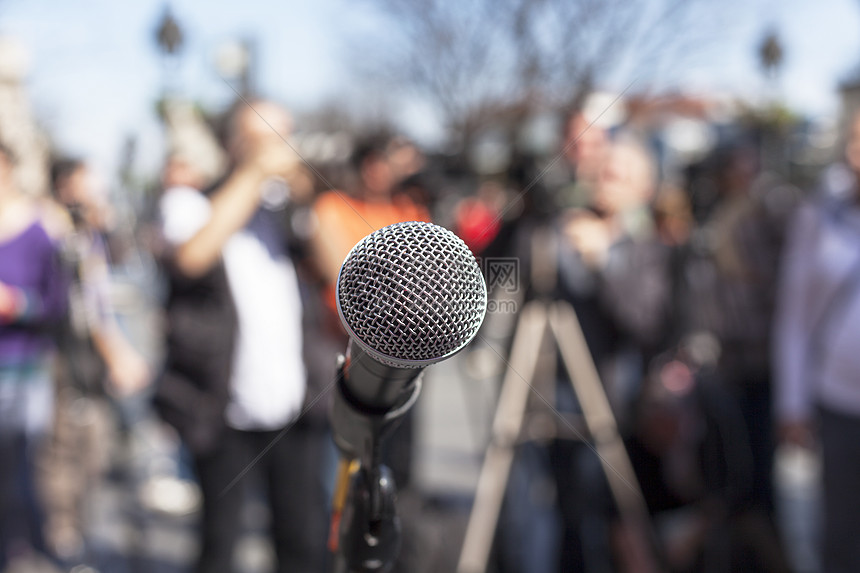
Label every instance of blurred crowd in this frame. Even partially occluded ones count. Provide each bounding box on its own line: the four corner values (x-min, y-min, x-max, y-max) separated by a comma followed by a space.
0, 72, 859, 573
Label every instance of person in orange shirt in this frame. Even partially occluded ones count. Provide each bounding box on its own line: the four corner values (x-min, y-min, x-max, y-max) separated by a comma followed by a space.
313, 135, 431, 571
311, 135, 430, 499
312, 134, 431, 307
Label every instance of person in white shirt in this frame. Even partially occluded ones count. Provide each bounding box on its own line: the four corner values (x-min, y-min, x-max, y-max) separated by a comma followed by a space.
775, 110, 860, 573
156, 100, 327, 573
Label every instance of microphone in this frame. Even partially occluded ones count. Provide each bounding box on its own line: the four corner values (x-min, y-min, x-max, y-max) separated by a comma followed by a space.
329, 221, 486, 572
332, 220, 488, 454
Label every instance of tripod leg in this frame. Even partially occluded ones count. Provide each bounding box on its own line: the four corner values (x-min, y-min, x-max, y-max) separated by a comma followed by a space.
549, 300, 665, 573
457, 302, 548, 573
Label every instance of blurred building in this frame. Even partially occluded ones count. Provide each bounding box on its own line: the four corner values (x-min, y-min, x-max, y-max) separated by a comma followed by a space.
0, 36, 50, 196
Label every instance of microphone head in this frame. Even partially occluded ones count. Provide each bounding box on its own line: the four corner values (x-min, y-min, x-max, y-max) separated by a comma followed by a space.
336, 221, 488, 368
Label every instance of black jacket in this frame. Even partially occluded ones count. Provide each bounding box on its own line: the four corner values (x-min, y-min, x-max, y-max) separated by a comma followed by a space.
155, 259, 238, 456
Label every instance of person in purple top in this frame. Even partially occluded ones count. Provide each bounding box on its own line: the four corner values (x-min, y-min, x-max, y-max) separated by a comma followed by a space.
0, 142, 69, 569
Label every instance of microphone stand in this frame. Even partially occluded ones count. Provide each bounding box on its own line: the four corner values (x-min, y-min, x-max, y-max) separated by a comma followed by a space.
329, 353, 424, 573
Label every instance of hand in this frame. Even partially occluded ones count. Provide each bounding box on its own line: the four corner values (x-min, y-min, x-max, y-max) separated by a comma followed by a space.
106, 346, 151, 397
243, 140, 299, 180
564, 210, 612, 267
779, 418, 815, 449
284, 165, 315, 204
0, 282, 21, 323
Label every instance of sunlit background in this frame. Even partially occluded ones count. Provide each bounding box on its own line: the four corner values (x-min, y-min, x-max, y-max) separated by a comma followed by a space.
1, 0, 859, 179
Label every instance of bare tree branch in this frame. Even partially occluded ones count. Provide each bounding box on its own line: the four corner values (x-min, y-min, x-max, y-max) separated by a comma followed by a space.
350, 0, 732, 146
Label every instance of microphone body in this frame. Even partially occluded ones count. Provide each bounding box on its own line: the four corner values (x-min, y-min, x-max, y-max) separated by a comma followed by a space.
329, 221, 487, 573
341, 339, 422, 414
330, 340, 423, 461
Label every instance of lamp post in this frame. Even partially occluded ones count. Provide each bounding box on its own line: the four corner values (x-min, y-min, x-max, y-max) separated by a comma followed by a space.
154, 5, 185, 96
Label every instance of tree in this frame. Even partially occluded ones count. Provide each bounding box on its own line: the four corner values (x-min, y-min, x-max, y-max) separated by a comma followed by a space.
352, 0, 726, 148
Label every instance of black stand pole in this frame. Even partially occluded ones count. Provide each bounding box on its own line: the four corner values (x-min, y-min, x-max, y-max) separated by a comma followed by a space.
329, 357, 423, 573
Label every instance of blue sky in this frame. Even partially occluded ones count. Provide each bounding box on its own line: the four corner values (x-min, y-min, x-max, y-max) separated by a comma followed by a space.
1, 0, 859, 181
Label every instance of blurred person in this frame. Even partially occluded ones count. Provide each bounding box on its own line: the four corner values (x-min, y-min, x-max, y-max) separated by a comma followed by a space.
775, 111, 860, 573
153, 99, 329, 573
686, 144, 785, 500
481, 132, 669, 573
555, 136, 672, 571
38, 158, 150, 567
561, 136, 670, 367
675, 141, 797, 572
49, 158, 149, 396
0, 143, 69, 570
496, 137, 670, 573
50, 159, 111, 234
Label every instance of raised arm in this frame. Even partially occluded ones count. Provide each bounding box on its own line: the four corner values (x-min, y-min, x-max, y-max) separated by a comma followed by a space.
167, 142, 300, 278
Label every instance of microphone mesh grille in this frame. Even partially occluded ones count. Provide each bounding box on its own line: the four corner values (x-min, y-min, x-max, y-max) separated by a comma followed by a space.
337, 221, 487, 365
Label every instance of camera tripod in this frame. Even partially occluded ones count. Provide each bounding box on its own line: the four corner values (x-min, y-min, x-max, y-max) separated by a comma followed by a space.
457, 230, 663, 573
